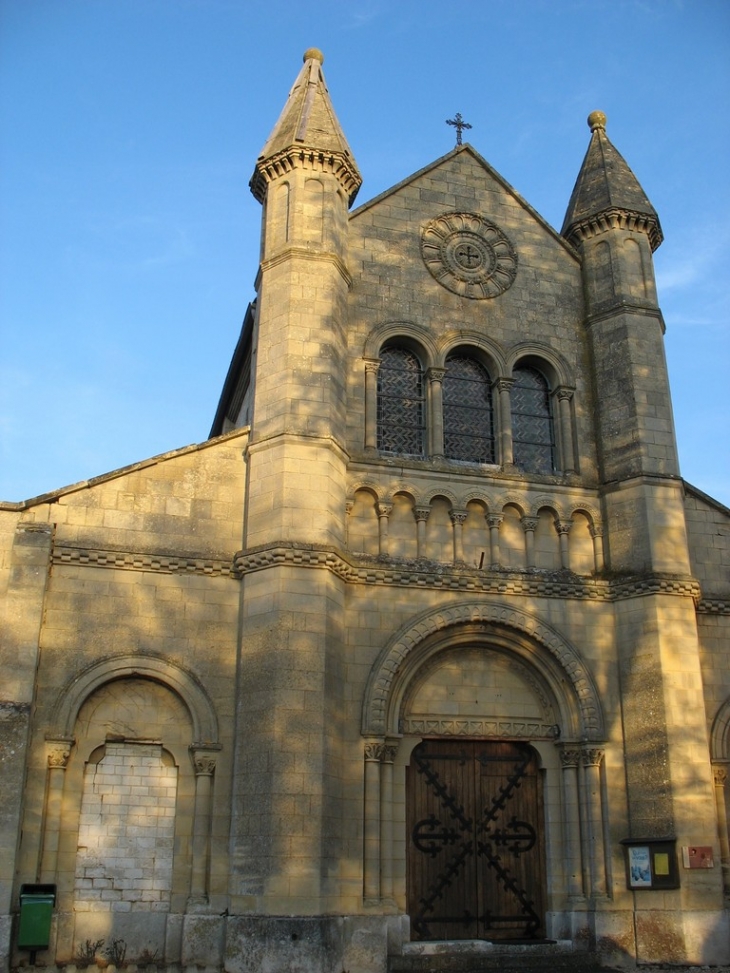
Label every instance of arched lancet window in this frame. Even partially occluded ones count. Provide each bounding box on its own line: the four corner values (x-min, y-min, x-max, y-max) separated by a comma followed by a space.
512, 365, 555, 473
377, 346, 425, 456
443, 356, 495, 463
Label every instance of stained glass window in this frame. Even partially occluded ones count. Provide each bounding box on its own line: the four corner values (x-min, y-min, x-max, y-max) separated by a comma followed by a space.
377, 346, 425, 456
512, 366, 555, 473
443, 356, 495, 463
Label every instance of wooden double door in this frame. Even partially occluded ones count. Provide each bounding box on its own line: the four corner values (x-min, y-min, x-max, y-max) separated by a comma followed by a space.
407, 739, 546, 942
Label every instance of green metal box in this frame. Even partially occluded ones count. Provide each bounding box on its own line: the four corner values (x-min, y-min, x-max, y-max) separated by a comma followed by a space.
18, 884, 56, 950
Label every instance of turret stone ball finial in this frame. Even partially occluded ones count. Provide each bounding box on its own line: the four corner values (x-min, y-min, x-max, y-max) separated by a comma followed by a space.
304, 48, 324, 64
588, 110, 607, 132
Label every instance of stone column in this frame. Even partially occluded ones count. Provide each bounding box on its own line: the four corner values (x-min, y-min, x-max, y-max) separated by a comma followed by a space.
521, 517, 538, 569
555, 520, 572, 570
582, 747, 607, 896
363, 741, 383, 902
590, 524, 605, 573
713, 765, 730, 895
344, 499, 353, 549
450, 510, 467, 563
555, 388, 576, 474
377, 503, 392, 557
190, 748, 218, 900
364, 359, 380, 452
40, 738, 73, 883
559, 746, 584, 897
487, 514, 503, 569
496, 379, 514, 466
427, 368, 446, 459
380, 743, 398, 903
414, 507, 430, 559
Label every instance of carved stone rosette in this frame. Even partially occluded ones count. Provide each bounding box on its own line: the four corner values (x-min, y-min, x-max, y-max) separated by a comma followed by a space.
421, 213, 518, 299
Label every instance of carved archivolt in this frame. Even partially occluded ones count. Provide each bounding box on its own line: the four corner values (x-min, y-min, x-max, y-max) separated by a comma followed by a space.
50, 654, 219, 746
361, 601, 604, 741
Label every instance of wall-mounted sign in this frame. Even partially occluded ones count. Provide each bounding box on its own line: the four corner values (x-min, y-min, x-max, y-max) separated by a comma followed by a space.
682, 845, 714, 869
621, 838, 679, 890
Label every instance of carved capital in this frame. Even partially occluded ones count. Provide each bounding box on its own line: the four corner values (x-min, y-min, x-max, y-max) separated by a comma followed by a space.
495, 378, 514, 395
581, 748, 604, 768
414, 507, 431, 523
364, 358, 381, 376
450, 510, 468, 527
345, 500, 354, 515
364, 742, 384, 762
47, 741, 72, 769
521, 517, 539, 533
559, 747, 581, 769
589, 523, 604, 538
556, 387, 574, 403
376, 502, 393, 520
382, 744, 399, 764
192, 754, 217, 776
714, 766, 728, 787
555, 520, 572, 535
427, 367, 446, 384
487, 515, 503, 529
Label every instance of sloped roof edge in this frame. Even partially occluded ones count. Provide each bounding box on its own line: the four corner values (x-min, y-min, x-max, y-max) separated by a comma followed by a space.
350, 143, 579, 259
0, 427, 250, 512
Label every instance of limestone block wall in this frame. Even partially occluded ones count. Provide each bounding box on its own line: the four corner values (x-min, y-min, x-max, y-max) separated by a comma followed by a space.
4, 431, 246, 966
345, 149, 599, 485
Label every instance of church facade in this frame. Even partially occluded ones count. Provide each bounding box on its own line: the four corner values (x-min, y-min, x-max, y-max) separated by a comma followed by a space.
1, 49, 729, 972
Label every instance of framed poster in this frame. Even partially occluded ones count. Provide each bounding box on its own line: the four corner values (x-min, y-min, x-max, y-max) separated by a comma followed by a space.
621, 838, 679, 890
627, 846, 651, 887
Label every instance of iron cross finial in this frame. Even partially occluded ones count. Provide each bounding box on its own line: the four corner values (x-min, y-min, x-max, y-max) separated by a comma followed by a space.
446, 112, 472, 146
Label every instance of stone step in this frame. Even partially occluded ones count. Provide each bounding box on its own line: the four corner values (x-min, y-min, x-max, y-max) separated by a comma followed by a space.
388, 941, 608, 973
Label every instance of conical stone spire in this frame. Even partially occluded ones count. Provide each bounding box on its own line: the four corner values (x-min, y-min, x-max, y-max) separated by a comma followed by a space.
250, 48, 362, 205
561, 111, 662, 251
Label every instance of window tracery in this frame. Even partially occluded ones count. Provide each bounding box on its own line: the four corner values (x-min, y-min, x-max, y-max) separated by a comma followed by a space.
377, 346, 425, 456
443, 356, 495, 464
512, 366, 555, 473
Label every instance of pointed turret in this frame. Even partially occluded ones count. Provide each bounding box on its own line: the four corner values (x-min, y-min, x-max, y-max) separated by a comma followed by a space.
250, 48, 361, 205
562, 110, 662, 251
565, 112, 685, 574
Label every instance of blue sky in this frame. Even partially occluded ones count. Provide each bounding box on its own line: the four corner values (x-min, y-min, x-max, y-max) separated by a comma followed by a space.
1, 0, 728, 505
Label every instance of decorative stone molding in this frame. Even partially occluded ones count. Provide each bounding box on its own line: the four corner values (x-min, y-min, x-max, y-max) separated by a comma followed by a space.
364, 742, 384, 762
233, 542, 701, 604
250, 144, 361, 205
381, 743, 399, 764
521, 517, 539, 533
50, 654, 220, 745
191, 749, 219, 776
53, 545, 234, 578
421, 213, 518, 299
697, 599, 730, 615
564, 208, 663, 252
46, 740, 73, 768
361, 600, 605, 740
413, 507, 431, 524
401, 718, 559, 739
559, 747, 582, 768
581, 748, 605, 767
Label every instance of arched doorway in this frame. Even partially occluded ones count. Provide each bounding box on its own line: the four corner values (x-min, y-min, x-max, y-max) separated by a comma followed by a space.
361, 603, 607, 939
407, 738, 546, 941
